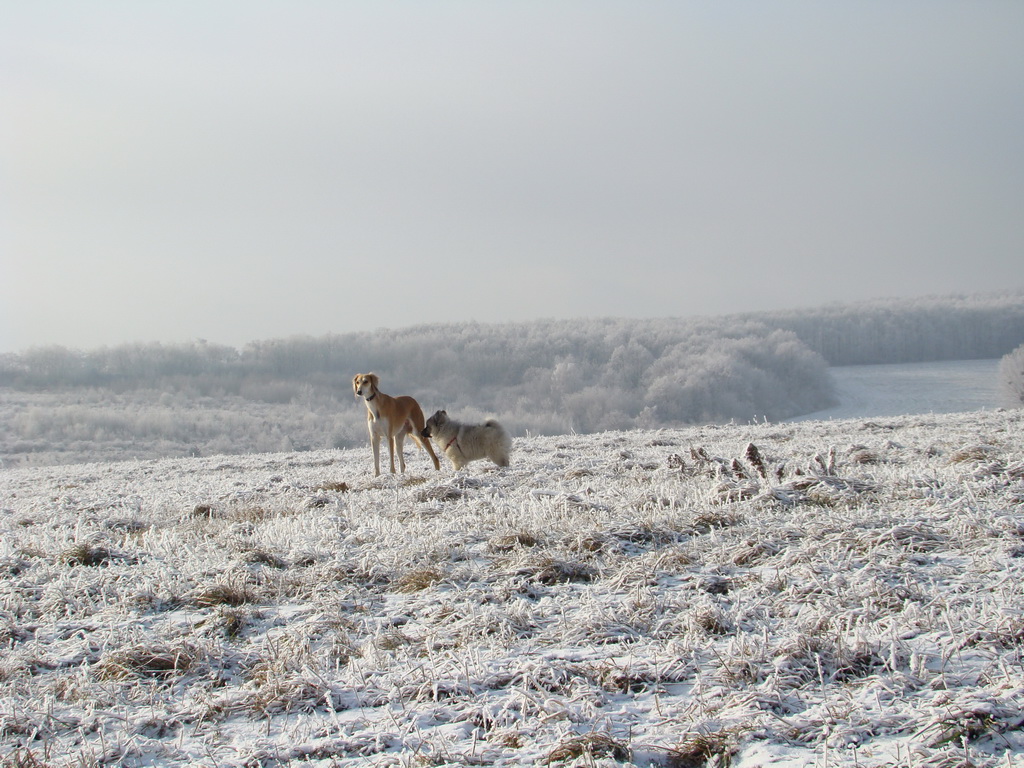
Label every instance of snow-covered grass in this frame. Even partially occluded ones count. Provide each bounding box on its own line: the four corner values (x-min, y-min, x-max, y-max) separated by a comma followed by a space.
2, 409, 1023, 767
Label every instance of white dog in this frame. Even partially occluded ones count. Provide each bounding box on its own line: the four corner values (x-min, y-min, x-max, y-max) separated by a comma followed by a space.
422, 410, 511, 470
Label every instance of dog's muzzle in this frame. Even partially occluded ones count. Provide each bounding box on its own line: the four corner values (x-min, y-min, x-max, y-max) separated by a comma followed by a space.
421, 427, 432, 438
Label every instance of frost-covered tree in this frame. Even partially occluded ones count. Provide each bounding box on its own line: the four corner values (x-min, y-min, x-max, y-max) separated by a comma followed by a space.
1000, 343, 1024, 405
757, 290, 1024, 365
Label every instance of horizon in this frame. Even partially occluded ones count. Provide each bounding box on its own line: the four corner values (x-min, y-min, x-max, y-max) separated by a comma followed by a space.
3, 287, 1022, 356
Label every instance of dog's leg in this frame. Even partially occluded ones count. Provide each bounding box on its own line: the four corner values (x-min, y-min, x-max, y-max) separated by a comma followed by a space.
411, 433, 441, 471
407, 409, 441, 471
394, 431, 407, 473
369, 428, 382, 477
386, 430, 398, 473
447, 440, 466, 471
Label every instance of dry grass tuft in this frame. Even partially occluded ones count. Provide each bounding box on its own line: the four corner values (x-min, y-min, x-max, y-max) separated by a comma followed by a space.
416, 485, 464, 502
959, 617, 1024, 650
546, 732, 630, 764
567, 532, 607, 553
714, 482, 759, 503
948, 444, 1000, 463
488, 531, 540, 552
315, 481, 350, 492
374, 628, 414, 651
104, 518, 150, 536
95, 642, 196, 680
59, 543, 114, 567
238, 547, 287, 569
665, 729, 742, 768
872, 523, 948, 552
610, 524, 679, 547
514, 555, 596, 585
584, 659, 674, 693
848, 446, 882, 464
227, 505, 273, 522
190, 580, 256, 607
203, 606, 258, 639
692, 508, 742, 530
242, 633, 340, 715
564, 467, 595, 479
0, 748, 65, 768
922, 711, 999, 749
729, 538, 778, 566
649, 546, 696, 572
691, 605, 731, 636
394, 567, 443, 593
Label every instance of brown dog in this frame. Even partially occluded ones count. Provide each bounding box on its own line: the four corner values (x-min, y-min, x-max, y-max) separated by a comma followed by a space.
352, 373, 440, 476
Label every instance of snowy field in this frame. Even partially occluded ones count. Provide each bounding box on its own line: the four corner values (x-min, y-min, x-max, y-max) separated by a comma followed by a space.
2, 407, 1023, 767
796, 359, 1004, 421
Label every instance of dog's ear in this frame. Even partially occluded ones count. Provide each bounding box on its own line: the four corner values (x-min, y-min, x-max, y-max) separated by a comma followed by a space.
367, 373, 379, 389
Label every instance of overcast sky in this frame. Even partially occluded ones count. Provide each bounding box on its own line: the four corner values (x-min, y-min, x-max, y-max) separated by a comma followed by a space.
2, 2, 1022, 352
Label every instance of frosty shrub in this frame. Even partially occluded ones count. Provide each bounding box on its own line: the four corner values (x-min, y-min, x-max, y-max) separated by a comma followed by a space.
1000, 342, 1024, 405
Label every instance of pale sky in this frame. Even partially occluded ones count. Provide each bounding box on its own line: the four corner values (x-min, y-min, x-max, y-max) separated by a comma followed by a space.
2, 2, 1022, 353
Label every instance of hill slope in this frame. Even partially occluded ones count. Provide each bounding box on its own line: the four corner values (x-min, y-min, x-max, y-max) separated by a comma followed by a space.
1, 409, 1023, 767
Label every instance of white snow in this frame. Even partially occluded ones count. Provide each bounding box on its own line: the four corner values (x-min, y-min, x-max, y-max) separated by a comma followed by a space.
2, 407, 1023, 767
796, 359, 1004, 421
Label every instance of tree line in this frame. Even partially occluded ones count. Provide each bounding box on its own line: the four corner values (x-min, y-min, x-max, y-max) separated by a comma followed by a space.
1, 291, 1022, 465
753, 291, 1024, 365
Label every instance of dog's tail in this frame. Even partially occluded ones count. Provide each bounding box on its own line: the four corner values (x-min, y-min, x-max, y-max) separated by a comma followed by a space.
485, 419, 512, 467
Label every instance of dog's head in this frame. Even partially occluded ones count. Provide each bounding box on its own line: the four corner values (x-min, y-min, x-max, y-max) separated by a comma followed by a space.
352, 372, 379, 400
422, 409, 448, 439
